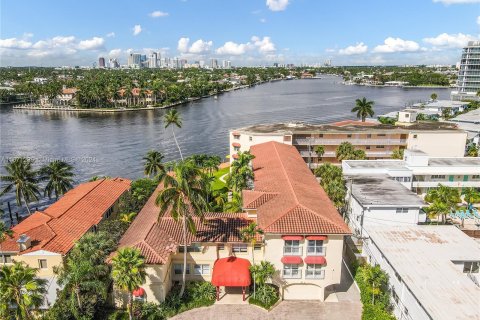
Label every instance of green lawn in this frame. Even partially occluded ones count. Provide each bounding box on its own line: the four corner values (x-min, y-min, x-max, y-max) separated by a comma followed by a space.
211, 166, 230, 191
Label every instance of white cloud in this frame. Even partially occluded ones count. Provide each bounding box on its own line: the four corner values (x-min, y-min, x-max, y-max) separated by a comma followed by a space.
251, 36, 276, 53
216, 41, 250, 55
423, 33, 477, 48
0, 38, 32, 49
266, 0, 289, 11
177, 37, 212, 54
109, 48, 122, 58
339, 42, 368, 55
149, 11, 169, 18
77, 37, 105, 50
106, 32, 115, 38
373, 37, 421, 53
433, 0, 480, 4
132, 25, 142, 36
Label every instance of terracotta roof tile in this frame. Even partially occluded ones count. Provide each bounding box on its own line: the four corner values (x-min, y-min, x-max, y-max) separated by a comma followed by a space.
1, 178, 130, 255
249, 142, 350, 235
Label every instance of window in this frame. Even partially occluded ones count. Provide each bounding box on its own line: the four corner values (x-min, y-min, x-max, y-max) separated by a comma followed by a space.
393, 177, 411, 182
307, 240, 325, 256
378, 134, 386, 137
173, 264, 190, 275
283, 264, 301, 279
396, 208, 409, 214
367, 134, 372, 138
232, 244, 248, 253
319, 134, 324, 138
38, 259, 48, 269
347, 134, 352, 138
254, 244, 262, 251
283, 136, 292, 142
1, 255, 11, 264
194, 264, 210, 275
217, 244, 225, 250
234, 146, 240, 152
284, 240, 301, 255
392, 289, 399, 305
104, 206, 113, 219
249, 136, 253, 141
233, 134, 240, 140
376, 145, 385, 148
366, 146, 371, 150
413, 134, 418, 139
431, 175, 446, 180
463, 261, 480, 273
306, 264, 324, 279
472, 175, 480, 180
179, 243, 202, 253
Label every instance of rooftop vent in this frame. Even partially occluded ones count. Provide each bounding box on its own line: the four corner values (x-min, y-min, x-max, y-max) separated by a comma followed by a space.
286, 122, 305, 128
16, 234, 31, 252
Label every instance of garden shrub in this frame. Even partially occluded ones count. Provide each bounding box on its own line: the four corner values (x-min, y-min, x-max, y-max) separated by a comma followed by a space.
249, 284, 279, 310
362, 304, 396, 320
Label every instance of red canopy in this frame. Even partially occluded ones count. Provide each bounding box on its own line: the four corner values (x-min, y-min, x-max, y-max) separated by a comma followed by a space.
306, 235, 327, 241
282, 235, 303, 240
281, 256, 303, 264
232, 142, 241, 147
304, 256, 327, 265
211, 257, 251, 287
132, 287, 145, 297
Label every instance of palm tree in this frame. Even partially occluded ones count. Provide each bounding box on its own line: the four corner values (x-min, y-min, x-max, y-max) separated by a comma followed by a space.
425, 201, 450, 223
240, 222, 263, 298
425, 184, 460, 223
227, 151, 255, 193
466, 144, 479, 157
0, 157, 41, 215
119, 212, 137, 223
223, 192, 243, 213
335, 142, 355, 161
0, 222, 13, 265
430, 92, 438, 101
314, 145, 325, 160
164, 109, 184, 160
39, 160, 75, 199
0, 262, 47, 320
112, 247, 146, 320
249, 261, 275, 288
155, 161, 209, 296
352, 97, 375, 122
463, 187, 480, 209
143, 150, 165, 177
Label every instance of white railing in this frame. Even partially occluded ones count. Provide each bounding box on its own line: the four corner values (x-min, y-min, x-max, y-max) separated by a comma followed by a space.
299, 150, 393, 157
283, 247, 303, 256
294, 139, 407, 146
306, 246, 327, 256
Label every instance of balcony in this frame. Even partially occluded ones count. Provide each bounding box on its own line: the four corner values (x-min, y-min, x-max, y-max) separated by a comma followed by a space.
294, 138, 407, 146
306, 246, 326, 256
283, 246, 303, 256
299, 150, 393, 158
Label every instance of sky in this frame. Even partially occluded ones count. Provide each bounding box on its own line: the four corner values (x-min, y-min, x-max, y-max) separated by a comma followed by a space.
0, 0, 479, 67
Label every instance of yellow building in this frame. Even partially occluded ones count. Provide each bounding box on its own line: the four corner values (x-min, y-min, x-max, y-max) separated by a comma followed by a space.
115, 141, 350, 304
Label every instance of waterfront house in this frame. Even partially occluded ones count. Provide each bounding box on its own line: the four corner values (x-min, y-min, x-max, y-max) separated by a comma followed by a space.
114, 141, 350, 304
230, 121, 467, 167
116, 88, 158, 106
0, 177, 131, 307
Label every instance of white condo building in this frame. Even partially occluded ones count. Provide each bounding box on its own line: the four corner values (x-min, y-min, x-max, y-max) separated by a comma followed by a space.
452, 41, 480, 101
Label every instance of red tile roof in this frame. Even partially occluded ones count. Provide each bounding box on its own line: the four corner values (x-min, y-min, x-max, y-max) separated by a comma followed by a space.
62, 88, 78, 95
1, 178, 130, 255
330, 120, 377, 127
248, 142, 350, 235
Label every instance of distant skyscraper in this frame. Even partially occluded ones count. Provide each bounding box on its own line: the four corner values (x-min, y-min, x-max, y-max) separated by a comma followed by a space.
98, 57, 105, 68
148, 52, 158, 68
109, 58, 119, 68
222, 60, 231, 69
128, 53, 142, 68
156, 51, 162, 67
452, 41, 480, 101
180, 59, 187, 69
210, 58, 218, 69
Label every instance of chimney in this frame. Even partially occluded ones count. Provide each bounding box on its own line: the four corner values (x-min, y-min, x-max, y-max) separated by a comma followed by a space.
17, 234, 31, 252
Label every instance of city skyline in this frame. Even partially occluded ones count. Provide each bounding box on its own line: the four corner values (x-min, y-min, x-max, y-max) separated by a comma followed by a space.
1, 0, 479, 67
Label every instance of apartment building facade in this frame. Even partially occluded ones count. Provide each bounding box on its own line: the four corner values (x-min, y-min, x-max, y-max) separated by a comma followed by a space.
229, 121, 467, 167
451, 41, 480, 101
115, 142, 350, 305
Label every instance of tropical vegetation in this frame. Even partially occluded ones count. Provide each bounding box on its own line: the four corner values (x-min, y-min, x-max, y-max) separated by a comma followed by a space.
249, 261, 279, 310
315, 163, 347, 209
39, 160, 75, 199
424, 184, 461, 223
143, 150, 165, 178
336, 142, 366, 161
352, 97, 375, 122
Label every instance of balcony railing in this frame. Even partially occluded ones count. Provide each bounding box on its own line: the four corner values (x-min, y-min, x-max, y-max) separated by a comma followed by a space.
283, 246, 303, 256
299, 150, 393, 157
283, 270, 302, 279
305, 270, 325, 279
294, 138, 407, 146
306, 246, 326, 256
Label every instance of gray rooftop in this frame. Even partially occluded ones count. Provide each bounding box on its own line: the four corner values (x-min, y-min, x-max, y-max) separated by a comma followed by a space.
345, 160, 407, 170
450, 108, 480, 124
428, 157, 480, 166
366, 225, 480, 320
351, 175, 425, 207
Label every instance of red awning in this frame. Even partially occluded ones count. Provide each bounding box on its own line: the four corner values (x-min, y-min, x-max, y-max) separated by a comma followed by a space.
282, 235, 303, 240
306, 235, 327, 241
232, 154, 239, 160
132, 287, 145, 297
281, 256, 303, 264
211, 256, 251, 287
304, 256, 327, 265
232, 142, 241, 148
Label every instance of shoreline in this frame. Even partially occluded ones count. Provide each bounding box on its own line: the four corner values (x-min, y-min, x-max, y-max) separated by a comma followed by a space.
11, 84, 254, 113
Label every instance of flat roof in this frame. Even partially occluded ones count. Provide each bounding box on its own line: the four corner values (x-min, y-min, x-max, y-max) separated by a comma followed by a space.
366, 225, 480, 320
428, 157, 480, 167
351, 175, 425, 207
345, 160, 407, 170
233, 121, 462, 134
450, 108, 480, 124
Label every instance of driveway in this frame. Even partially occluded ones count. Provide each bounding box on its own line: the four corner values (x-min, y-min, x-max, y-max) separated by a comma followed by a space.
170, 261, 362, 320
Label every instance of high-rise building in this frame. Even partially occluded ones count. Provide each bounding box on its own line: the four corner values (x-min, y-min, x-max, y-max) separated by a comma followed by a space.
109, 58, 119, 68
98, 57, 105, 68
156, 52, 162, 67
451, 41, 480, 101
222, 60, 231, 69
148, 52, 158, 68
127, 53, 142, 68
210, 58, 218, 69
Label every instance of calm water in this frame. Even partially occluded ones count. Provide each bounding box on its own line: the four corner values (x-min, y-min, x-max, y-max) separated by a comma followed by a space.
0, 76, 451, 211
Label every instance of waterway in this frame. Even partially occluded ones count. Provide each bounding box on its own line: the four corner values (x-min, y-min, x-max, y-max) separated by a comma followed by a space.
0, 76, 451, 212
